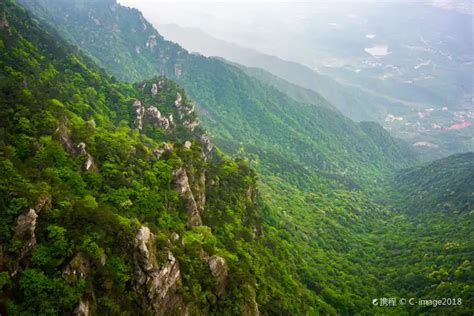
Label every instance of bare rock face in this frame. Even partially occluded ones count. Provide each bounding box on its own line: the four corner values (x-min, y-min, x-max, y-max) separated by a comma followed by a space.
206, 255, 228, 296
133, 100, 145, 130
174, 64, 183, 79
183, 120, 199, 132
13, 209, 37, 260
0, 10, 11, 35
133, 99, 173, 131
11, 196, 51, 276
196, 170, 206, 214
172, 168, 202, 227
55, 120, 75, 155
151, 83, 158, 97
153, 143, 173, 159
76, 142, 97, 172
174, 93, 198, 132
200, 134, 214, 161
133, 226, 185, 315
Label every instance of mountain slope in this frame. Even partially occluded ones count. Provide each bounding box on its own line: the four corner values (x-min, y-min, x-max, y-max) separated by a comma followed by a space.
7, 1, 473, 315
156, 23, 474, 160
391, 152, 474, 212
0, 2, 310, 314
157, 23, 400, 122
19, 0, 417, 187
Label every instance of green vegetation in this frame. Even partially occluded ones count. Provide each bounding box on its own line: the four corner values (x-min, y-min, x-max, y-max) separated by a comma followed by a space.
1, 0, 473, 315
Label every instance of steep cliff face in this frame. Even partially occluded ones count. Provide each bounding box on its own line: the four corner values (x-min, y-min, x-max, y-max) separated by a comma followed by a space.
133, 226, 185, 315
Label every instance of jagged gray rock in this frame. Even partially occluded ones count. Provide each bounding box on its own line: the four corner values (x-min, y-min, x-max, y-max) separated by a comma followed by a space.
11, 196, 50, 276
76, 142, 96, 172
206, 255, 228, 296
133, 226, 185, 315
200, 134, 214, 161
133, 99, 173, 131
173, 168, 202, 227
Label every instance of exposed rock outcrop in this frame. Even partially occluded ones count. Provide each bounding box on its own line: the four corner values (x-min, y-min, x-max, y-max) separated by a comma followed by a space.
133, 99, 173, 131
0, 10, 11, 35
153, 143, 173, 159
173, 93, 199, 131
55, 120, 75, 155
13, 209, 37, 260
206, 255, 228, 296
196, 170, 206, 214
172, 168, 202, 227
55, 120, 97, 171
174, 64, 183, 79
76, 142, 97, 172
11, 196, 51, 276
200, 134, 214, 161
133, 226, 185, 315
151, 83, 158, 97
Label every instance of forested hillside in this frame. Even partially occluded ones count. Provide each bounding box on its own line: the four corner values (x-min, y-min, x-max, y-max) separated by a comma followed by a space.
0, 2, 317, 314
1, 0, 473, 315
18, 0, 418, 186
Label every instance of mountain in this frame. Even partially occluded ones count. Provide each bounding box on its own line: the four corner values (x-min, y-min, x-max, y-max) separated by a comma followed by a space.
156, 23, 474, 160
2, 0, 473, 315
0, 2, 293, 314
391, 152, 474, 213
157, 23, 396, 122
18, 0, 417, 186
